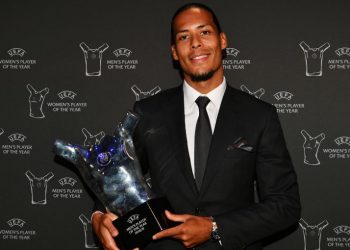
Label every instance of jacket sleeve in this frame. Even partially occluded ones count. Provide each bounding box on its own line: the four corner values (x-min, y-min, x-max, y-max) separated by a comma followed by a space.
215, 106, 301, 250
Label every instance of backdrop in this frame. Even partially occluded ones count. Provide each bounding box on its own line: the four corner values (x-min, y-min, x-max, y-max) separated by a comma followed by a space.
1, 1, 349, 250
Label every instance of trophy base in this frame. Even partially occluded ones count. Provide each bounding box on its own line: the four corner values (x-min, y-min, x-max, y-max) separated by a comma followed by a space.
113, 196, 175, 250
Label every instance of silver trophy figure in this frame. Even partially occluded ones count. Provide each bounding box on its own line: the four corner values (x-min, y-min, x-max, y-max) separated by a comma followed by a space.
53, 111, 173, 250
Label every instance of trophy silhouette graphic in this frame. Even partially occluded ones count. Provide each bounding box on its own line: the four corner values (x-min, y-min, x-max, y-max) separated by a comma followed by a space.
53, 111, 173, 250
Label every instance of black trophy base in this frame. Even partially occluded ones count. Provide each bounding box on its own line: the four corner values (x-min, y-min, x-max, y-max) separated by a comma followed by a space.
113, 197, 175, 250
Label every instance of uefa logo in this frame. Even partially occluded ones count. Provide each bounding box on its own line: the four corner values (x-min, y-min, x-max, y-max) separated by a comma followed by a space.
1, 217, 37, 240
2, 131, 33, 155
328, 46, 350, 70
0, 47, 37, 70
97, 152, 112, 167
47, 89, 88, 113
107, 47, 139, 70
327, 224, 350, 248
8, 48, 26, 57
223, 46, 251, 70
127, 214, 140, 224
52, 176, 83, 199
273, 90, 305, 114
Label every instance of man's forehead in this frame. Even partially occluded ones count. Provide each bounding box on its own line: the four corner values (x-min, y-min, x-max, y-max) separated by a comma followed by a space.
173, 7, 215, 32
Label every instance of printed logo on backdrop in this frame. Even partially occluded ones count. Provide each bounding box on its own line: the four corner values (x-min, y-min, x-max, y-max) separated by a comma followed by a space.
27, 84, 49, 119
301, 130, 350, 165
79, 214, 99, 248
0, 48, 37, 70
273, 90, 305, 114
80, 42, 109, 76
328, 46, 350, 70
223, 47, 252, 70
0, 128, 4, 136
46, 90, 88, 113
299, 218, 329, 250
25, 170, 54, 205
323, 136, 350, 160
1, 132, 33, 155
239, 86, 306, 115
26, 84, 89, 118
240, 84, 265, 99
81, 128, 105, 146
51, 177, 84, 199
299, 41, 330, 76
301, 130, 325, 165
327, 225, 350, 248
107, 48, 139, 70
131, 85, 161, 101
0, 218, 37, 240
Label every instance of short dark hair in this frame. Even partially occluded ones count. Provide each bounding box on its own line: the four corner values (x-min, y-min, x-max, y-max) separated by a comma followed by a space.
170, 3, 222, 45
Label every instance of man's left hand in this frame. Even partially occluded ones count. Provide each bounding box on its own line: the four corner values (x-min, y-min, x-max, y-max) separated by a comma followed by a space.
152, 210, 212, 248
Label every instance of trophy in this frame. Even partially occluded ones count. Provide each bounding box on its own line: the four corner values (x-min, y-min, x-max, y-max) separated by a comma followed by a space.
53, 111, 174, 250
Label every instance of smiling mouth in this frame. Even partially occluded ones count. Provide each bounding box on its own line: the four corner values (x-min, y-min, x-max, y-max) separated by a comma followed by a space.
190, 54, 210, 62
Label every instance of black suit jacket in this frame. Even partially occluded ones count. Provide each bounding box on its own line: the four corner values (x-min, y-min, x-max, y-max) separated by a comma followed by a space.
131, 85, 301, 250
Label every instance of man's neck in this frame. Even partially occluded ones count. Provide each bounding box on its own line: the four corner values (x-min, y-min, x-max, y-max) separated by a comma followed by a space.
184, 69, 224, 94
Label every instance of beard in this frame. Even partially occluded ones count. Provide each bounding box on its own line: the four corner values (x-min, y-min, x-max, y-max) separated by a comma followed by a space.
188, 70, 215, 82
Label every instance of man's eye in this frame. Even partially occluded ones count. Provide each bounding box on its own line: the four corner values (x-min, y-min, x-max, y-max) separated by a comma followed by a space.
201, 30, 210, 35
178, 35, 188, 41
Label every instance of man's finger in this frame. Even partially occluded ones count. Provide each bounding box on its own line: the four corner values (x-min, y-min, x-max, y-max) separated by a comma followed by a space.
105, 212, 118, 221
100, 227, 119, 250
100, 214, 119, 250
152, 225, 183, 240
103, 212, 119, 237
165, 210, 191, 222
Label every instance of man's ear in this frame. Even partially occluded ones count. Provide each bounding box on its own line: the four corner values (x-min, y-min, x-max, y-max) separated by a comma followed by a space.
220, 32, 228, 50
171, 45, 179, 60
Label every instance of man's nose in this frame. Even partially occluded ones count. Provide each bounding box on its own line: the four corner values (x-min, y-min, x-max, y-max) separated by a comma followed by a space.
191, 35, 201, 49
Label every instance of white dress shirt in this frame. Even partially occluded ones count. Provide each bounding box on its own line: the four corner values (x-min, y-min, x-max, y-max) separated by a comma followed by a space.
183, 78, 227, 176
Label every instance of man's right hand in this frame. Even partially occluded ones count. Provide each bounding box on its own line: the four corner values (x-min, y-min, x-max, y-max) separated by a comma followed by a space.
92, 212, 119, 250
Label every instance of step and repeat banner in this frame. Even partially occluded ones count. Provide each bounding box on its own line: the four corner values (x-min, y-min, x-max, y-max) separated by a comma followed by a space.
0, 1, 349, 250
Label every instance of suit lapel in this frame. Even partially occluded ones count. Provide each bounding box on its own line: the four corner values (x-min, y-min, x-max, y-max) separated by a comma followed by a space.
199, 86, 241, 196
163, 87, 199, 196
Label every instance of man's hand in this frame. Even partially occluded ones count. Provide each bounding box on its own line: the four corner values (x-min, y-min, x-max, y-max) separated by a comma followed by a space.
152, 210, 212, 248
92, 212, 119, 250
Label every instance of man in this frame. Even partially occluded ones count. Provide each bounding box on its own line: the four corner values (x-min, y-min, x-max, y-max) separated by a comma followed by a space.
92, 3, 301, 250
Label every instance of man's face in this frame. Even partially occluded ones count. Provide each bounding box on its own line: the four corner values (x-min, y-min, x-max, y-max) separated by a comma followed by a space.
171, 7, 227, 82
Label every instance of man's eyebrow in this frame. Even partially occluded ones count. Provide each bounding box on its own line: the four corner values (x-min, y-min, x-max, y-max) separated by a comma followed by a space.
176, 24, 211, 34
196, 24, 208, 29
176, 29, 189, 34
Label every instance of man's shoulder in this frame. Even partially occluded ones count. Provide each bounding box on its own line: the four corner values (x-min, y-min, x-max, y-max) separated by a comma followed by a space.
226, 85, 274, 112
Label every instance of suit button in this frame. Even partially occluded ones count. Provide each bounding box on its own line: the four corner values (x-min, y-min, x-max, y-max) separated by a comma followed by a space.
195, 208, 200, 215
